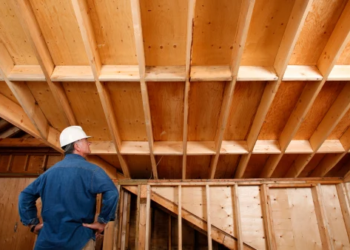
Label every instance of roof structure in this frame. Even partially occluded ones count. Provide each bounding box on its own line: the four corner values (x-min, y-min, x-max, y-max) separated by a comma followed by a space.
0, 0, 350, 179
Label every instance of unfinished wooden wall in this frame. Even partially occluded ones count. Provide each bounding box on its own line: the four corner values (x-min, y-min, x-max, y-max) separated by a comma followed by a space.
121, 181, 350, 250
0, 178, 38, 250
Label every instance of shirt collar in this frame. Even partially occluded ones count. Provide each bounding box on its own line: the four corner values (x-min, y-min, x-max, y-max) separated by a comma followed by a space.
64, 154, 87, 161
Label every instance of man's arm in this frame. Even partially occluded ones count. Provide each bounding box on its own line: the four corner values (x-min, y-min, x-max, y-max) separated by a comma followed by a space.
18, 178, 41, 227
83, 168, 119, 235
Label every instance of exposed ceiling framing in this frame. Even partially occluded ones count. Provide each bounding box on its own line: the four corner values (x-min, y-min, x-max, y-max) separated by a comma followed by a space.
0, 0, 350, 179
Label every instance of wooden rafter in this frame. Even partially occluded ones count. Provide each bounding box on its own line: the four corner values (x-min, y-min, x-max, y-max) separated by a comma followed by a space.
13, 0, 77, 126
285, 1, 350, 178
182, 0, 196, 180
209, 0, 256, 179
71, 0, 131, 178
236, 0, 314, 178
130, 0, 158, 179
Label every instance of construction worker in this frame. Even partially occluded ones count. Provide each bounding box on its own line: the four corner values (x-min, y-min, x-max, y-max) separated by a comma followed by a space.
18, 126, 119, 250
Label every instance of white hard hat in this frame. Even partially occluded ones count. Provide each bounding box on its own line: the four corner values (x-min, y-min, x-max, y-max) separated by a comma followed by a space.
59, 126, 91, 147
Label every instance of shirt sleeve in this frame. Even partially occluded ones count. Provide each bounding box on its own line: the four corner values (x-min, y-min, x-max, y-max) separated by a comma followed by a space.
18, 177, 41, 226
91, 168, 119, 224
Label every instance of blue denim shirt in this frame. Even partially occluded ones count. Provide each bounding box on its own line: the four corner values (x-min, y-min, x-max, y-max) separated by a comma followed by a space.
18, 154, 119, 250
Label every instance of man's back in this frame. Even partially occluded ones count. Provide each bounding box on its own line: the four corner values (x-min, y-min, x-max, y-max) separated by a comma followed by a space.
19, 154, 118, 250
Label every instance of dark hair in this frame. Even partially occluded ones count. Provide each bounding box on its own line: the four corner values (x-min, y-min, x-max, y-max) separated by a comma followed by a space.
62, 142, 76, 155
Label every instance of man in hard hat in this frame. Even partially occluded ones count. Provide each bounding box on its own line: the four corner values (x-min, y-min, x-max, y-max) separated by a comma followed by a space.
18, 126, 119, 250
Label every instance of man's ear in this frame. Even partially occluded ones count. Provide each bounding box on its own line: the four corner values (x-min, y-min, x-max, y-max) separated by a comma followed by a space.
73, 141, 80, 152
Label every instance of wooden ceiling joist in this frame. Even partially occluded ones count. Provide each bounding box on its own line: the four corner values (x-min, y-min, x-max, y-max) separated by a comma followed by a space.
13, 0, 77, 126
209, 0, 256, 179
182, 0, 196, 180
236, 0, 314, 178
130, 0, 158, 179
71, 0, 131, 178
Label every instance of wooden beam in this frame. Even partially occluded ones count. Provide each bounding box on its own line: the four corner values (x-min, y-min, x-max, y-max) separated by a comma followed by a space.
233, 184, 243, 250
286, 83, 350, 177
146, 185, 151, 250
0, 93, 62, 152
209, 0, 256, 179
130, 0, 158, 179
311, 184, 334, 250
311, 152, 347, 177
178, 185, 182, 250
336, 183, 350, 241
0, 138, 56, 148
13, 0, 76, 126
260, 184, 276, 250
182, 0, 196, 180
71, 0, 130, 178
0, 127, 21, 139
116, 177, 342, 186
123, 185, 255, 250
261, 0, 350, 178
0, 48, 49, 140
236, 0, 313, 178
206, 185, 212, 250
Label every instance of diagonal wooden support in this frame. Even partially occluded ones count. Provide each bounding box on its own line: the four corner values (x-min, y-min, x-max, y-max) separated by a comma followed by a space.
236, 0, 314, 178
182, 0, 196, 180
123, 185, 256, 250
13, 0, 77, 126
209, 0, 256, 179
130, 0, 158, 179
71, 0, 131, 178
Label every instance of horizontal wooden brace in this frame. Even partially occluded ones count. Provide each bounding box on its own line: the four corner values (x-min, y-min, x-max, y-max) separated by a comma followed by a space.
88, 139, 347, 155
4, 65, 350, 82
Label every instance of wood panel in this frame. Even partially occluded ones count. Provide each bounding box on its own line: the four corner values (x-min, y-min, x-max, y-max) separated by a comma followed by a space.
258, 81, 305, 140
224, 82, 266, 140
191, 0, 242, 65
156, 155, 182, 179
321, 185, 350, 248
214, 155, 240, 179
289, 0, 348, 65
140, 0, 188, 66
243, 154, 269, 178
269, 188, 323, 250
239, 186, 266, 250
271, 154, 298, 178
0, 178, 38, 250
148, 82, 184, 141
124, 155, 152, 179
338, 41, 350, 65
0, 81, 20, 105
26, 82, 67, 131
188, 82, 225, 141
0, 0, 38, 65
299, 153, 325, 177
294, 82, 345, 140
241, 0, 296, 66
86, 0, 138, 65
28, 0, 89, 65
328, 108, 350, 139
98, 155, 122, 173
62, 82, 110, 141
106, 82, 147, 141
186, 155, 211, 179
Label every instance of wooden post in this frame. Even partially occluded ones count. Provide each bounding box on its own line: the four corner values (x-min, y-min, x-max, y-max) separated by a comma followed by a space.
136, 185, 148, 249
206, 185, 212, 250
233, 184, 243, 250
145, 185, 151, 250
168, 214, 172, 250
336, 183, 350, 241
178, 185, 182, 250
311, 184, 334, 250
121, 192, 131, 250
260, 184, 277, 250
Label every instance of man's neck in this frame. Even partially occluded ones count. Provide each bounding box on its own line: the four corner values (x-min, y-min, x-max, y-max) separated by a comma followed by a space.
73, 151, 87, 159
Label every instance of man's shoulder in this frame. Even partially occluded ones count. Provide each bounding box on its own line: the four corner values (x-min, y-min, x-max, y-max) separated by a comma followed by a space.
49, 157, 100, 172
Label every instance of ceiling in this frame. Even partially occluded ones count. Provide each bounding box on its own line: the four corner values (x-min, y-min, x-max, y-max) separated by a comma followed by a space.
0, 0, 350, 179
